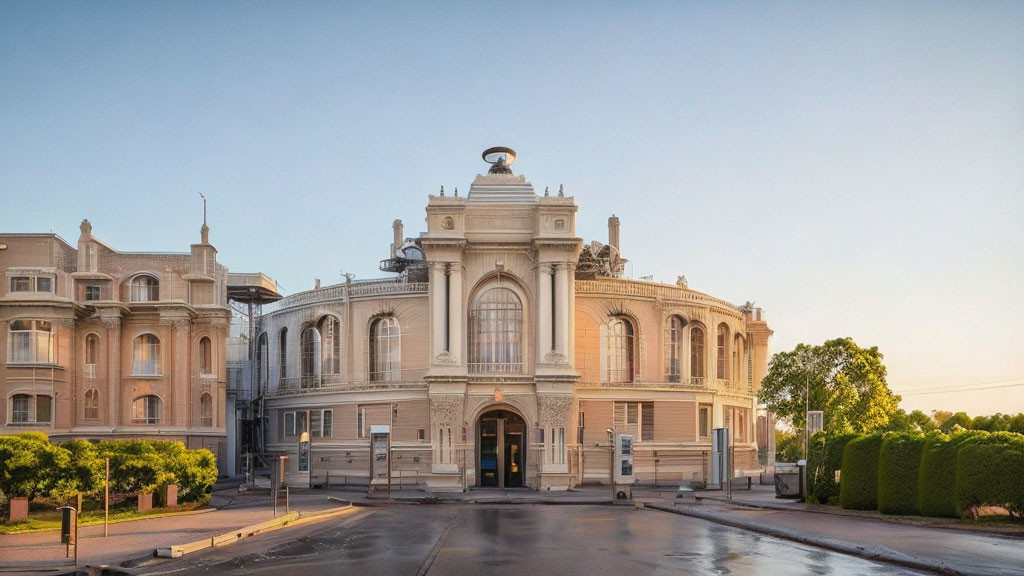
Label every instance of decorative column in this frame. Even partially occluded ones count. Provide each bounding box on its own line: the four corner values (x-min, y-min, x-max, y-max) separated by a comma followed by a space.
168, 319, 190, 427
537, 264, 552, 361
103, 317, 122, 427
429, 262, 447, 360
554, 262, 569, 361
447, 263, 463, 364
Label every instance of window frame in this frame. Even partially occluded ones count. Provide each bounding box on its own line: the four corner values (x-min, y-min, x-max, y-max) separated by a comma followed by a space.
84, 388, 100, 420
128, 274, 160, 302
604, 317, 636, 383
131, 395, 162, 424
8, 319, 56, 365
131, 333, 162, 376
199, 392, 213, 427
468, 285, 524, 375
369, 316, 401, 382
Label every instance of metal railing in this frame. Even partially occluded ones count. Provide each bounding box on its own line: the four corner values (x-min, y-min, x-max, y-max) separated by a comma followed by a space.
270, 368, 429, 396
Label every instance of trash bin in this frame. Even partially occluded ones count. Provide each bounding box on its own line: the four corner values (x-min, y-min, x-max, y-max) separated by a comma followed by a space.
774, 462, 802, 499
60, 507, 73, 544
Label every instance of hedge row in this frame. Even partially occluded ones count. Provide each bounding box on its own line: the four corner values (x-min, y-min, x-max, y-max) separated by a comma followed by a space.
0, 433, 217, 505
808, 431, 858, 505
839, 434, 883, 510
828, 429, 1024, 519
877, 432, 928, 515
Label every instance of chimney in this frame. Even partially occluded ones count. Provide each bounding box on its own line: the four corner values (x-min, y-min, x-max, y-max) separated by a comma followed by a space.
608, 215, 620, 251
392, 219, 404, 257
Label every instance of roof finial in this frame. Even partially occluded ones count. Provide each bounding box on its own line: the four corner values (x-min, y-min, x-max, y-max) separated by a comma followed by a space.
439, 185, 445, 197
558, 184, 564, 197
198, 192, 209, 243
454, 187, 459, 197
544, 186, 549, 197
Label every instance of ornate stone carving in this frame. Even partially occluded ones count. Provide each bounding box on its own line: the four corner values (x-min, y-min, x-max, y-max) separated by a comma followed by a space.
429, 395, 463, 427
538, 394, 573, 427
575, 241, 627, 280
432, 351, 458, 366
542, 350, 568, 365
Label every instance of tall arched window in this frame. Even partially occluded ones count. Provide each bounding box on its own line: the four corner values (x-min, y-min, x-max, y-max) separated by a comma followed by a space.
469, 286, 523, 374
85, 334, 99, 378
279, 327, 288, 385
300, 327, 321, 388
370, 317, 400, 381
132, 334, 161, 375
199, 337, 213, 375
84, 389, 99, 419
129, 275, 159, 302
664, 315, 686, 382
717, 323, 729, 380
132, 395, 162, 424
603, 317, 635, 383
200, 392, 213, 427
318, 316, 341, 376
690, 325, 705, 379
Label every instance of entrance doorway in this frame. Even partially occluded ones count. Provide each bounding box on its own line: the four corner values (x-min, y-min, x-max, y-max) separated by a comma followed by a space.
477, 409, 525, 488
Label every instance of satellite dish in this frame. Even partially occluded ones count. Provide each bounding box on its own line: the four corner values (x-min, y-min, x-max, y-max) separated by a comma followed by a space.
482, 147, 516, 174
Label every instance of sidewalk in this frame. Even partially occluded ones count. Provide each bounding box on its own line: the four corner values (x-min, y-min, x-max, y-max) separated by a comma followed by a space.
0, 485, 347, 573
645, 484, 1024, 576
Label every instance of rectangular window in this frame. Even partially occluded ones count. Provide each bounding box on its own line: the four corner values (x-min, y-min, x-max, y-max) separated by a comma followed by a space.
626, 403, 638, 426
10, 277, 31, 292
699, 404, 712, 440
297, 411, 307, 435
12, 395, 31, 423
36, 395, 52, 423
417, 428, 425, 441
311, 409, 322, 437
357, 407, 365, 439
35, 277, 52, 292
8, 320, 55, 364
641, 402, 654, 442
284, 412, 296, 437
85, 285, 101, 300
614, 401, 653, 441
322, 409, 333, 438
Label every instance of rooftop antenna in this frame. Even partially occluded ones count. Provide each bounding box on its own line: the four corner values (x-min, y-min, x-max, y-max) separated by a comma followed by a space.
199, 192, 207, 226
198, 192, 209, 243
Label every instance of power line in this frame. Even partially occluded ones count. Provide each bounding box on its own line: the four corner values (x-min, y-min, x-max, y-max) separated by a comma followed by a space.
900, 381, 1024, 396
893, 377, 1024, 393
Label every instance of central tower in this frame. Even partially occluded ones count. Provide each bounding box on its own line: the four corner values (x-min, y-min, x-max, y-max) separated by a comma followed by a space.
420, 148, 582, 490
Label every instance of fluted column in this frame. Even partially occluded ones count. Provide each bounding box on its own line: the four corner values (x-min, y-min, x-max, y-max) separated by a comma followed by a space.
537, 263, 552, 361
429, 262, 447, 359
554, 262, 569, 359
447, 263, 463, 364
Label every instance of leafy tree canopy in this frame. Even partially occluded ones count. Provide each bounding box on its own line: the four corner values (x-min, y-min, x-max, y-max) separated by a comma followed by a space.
758, 338, 900, 434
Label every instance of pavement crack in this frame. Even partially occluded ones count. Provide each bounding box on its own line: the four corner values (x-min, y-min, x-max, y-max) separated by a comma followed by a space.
416, 511, 458, 576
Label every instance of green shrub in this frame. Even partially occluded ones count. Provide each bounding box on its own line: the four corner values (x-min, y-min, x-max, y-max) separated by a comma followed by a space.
0, 432, 67, 500
809, 432, 859, 505
97, 440, 173, 495
839, 434, 883, 510
955, 432, 1024, 518
918, 430, 986, 517
877, 432, 926, 515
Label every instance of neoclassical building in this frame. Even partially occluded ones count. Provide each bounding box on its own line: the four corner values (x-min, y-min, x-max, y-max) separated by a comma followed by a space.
0, 218, 231, 469
259, 149, 773, 490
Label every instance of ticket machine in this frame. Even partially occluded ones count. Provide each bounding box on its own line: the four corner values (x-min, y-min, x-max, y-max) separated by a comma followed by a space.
368, 425, 391, 498
613, 433, 635, 502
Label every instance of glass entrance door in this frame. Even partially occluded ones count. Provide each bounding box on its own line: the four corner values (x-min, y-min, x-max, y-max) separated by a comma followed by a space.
478, 410, 526, 488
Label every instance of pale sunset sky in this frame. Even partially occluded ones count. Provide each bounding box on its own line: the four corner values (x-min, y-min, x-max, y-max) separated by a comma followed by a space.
2, 2, 1021, 416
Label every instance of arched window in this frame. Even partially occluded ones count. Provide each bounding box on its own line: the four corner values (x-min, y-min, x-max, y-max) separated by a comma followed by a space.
200, 392, 213, 427
603, 317, 635, 383
300, 326, 321, 388
717, 323, 729, 380
199, 337, 213, 375
664, 315, 686, 382
129, 275, 159, 302
85, 334, 99, 378
131, 395, 162, 424
318, 316, 341, 376
11, 393, 50, 424
370, 317, 400, 381
690, 325, 705, 379
279, 328, 288, 385
8, 320, 55, 364
469, 286, 523, 374
132, 334, 161, 376
84, 389, 99, 419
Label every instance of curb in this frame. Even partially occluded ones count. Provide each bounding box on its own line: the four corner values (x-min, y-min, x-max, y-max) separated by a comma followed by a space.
155, 505, 356, 559
644, 502, 965, 576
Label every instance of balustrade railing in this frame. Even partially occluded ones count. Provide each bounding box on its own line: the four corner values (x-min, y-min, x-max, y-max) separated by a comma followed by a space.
269, 281, 428, 312
575, 278, 740, 313
270, 368, 429, 396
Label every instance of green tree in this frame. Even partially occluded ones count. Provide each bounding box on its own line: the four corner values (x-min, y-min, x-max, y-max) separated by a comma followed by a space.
775, 428, 803, 463
1010, 414, 1024, 434
931, 410, 953, 428
939, 412, 972, 432
907, 410, 937, 432
758, 338, 900, 435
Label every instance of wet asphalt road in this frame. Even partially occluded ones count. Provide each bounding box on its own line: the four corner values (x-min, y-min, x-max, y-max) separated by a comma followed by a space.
138, 504, 928, 576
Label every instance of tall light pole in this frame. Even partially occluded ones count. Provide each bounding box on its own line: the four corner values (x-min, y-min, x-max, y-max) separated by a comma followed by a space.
804, 368, 809, 463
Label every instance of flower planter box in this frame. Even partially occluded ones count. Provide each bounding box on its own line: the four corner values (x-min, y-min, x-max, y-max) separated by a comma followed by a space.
137, 492, 153, 513
8, 497, 29, 522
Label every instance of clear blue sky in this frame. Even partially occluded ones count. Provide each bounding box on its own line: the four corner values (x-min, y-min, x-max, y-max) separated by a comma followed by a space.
2, 2, 1022, 416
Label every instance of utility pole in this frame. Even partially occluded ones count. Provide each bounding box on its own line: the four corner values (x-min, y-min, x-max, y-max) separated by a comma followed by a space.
104, 457, 110, 537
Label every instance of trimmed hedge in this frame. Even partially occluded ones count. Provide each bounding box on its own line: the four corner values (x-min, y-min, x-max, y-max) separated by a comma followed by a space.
955, 432, 1024, 517
808, 432, 859, 505
877, 433, 927, 515
839, 434, 883, 510
917, 430, 986, 518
